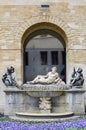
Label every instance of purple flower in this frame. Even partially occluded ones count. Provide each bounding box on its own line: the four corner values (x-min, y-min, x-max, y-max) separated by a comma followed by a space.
0, 119, 86, 130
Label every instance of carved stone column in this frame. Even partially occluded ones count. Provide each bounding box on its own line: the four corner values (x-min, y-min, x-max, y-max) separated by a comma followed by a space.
39, 97, 52, 113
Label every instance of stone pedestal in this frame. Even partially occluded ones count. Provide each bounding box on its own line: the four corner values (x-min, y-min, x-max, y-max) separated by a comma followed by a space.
39, 98, 51, 113
66, 89, 85, 114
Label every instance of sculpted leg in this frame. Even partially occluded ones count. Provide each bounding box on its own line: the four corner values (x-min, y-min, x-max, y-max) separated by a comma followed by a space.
27, 75, 45, 84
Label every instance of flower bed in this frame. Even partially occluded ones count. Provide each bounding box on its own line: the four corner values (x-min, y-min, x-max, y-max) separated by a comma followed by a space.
0, 119, 86, 130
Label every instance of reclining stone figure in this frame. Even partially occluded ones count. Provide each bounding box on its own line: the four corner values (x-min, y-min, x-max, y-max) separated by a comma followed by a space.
27, 67, 65, 85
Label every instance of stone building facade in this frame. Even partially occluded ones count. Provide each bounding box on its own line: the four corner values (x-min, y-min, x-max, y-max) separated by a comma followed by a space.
0, 0, 86, 113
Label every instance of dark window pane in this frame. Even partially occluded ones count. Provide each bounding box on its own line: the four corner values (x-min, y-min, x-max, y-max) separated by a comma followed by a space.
51, 51, 58, 65
62, 51, 66, 64
40, 51, 47, 65
25, 52, 29, 65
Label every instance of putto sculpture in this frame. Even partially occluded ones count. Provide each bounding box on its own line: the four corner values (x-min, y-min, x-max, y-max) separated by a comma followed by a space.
70, 67, 84, 88
2, 66, 18, 87
27, 67, 65, 85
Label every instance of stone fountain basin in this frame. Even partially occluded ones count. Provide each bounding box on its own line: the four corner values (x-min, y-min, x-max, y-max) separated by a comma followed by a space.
22, 84, 67, 97
26, 91, 63, 97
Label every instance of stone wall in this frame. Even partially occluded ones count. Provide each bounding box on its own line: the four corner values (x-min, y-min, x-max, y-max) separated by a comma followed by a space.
0, 0, 86, 5
0, 0, 86, 112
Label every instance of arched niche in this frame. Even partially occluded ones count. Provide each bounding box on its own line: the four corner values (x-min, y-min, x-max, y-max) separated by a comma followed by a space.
21, 22, 67, 83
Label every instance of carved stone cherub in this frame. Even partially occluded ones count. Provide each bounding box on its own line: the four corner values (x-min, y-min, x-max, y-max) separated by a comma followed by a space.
70, 67, 84, 88
2, 66, 18, 87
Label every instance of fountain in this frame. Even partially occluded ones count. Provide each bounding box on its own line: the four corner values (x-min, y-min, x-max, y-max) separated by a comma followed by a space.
3, 66, 85, 120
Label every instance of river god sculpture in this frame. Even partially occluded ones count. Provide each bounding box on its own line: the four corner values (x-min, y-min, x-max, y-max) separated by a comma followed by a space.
27, 67, 65, 85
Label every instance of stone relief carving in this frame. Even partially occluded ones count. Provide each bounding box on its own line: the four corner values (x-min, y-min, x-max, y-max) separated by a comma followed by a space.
70, 67, 84, 88
8, 94, 14, 104
2, 66, 18, 87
